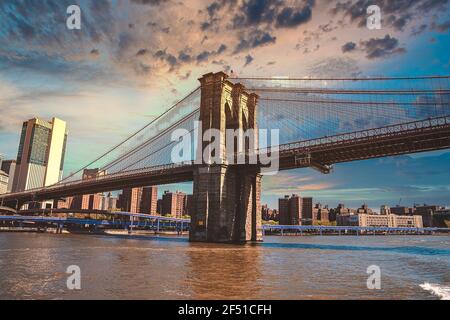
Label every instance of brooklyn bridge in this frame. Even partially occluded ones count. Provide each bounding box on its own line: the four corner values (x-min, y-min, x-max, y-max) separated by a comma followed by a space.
1, 72, 450, 243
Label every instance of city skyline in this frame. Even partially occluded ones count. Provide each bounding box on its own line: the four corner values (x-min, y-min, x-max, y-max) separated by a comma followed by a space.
0, 1, 449, 302
1, 0, 450, 209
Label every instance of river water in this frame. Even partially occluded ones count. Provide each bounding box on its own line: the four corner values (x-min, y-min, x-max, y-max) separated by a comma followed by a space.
0, 232, 449, 300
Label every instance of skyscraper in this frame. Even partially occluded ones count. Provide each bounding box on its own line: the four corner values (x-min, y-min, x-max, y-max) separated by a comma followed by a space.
120, 187, 144, 213
1, 160, 16, 193
141, 186, 158, 215
12, 118, 68, 192
278, 195, 290, 225
162, 190, 187, 218
119, 186, 157, 214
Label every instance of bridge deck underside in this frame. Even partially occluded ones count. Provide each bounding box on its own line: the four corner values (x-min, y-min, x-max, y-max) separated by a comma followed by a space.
1, 165, 194, 204
278, 120, 450, 170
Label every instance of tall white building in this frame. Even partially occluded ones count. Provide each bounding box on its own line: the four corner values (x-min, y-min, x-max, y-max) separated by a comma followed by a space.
12, 118, 68, 192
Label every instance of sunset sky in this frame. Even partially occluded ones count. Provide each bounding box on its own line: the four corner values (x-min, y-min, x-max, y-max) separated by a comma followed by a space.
1, 0, 449, 209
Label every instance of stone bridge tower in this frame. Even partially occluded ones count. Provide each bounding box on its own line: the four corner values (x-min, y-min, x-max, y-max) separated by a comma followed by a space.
190, 72, 262, 243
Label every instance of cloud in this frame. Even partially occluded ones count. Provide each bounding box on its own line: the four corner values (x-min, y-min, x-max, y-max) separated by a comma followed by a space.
431, 19, 450, 32
244, 54, 254, 66
330, 0, 450, 31
153, 49, 178, 69
411, 24, 428, 36
232, 0, 315, 29
136, 48, 149, 56
275, 5, 313, 28
306, 57, 362, 77
195, 44, 229, 63
342, 41, 356, 53
234, 30, 277, 53
359, 34, 406, 59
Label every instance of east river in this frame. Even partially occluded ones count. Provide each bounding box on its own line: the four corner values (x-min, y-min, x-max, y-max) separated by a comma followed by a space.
0, 232, 449, 299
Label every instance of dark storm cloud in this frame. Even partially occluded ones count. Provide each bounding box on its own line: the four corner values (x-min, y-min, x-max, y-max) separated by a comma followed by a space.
359, 35, 406, 59
342, 41, 356, 52
196, 51, 211, 62
232, 0, 315, 29
200, 21, 212, 31
201, 0, 315, 33
217, 44, 227, 54
275, 5, 313, 28
195, 44, 230, 63
234, 30, 277, 53
244, 54, 254, 66
90, 49, 100, 57
178, 50, 192, 63
201, 0, 238, 31
330, 0, 449, 30
386, 14, 412, 31
153, 49, 178, 68
136, 49, 149, 56
207, 0, 238, 17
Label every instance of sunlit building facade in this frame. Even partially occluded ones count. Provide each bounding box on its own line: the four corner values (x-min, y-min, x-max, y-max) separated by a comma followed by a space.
12, 118, 68, 192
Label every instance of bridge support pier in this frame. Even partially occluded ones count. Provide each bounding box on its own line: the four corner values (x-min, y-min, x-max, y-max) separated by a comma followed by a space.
189, 72, 262, 243
190, 165, 262, 243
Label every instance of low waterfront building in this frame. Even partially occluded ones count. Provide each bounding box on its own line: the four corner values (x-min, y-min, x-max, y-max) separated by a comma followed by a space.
380, 205, 391, 215
414, 204, 444, 227
278, 194, 313, 225
338, 213, 423, 228
262, 204, 278, 221
357, 204, 373, 214
102, 192, 118, 211
313, 203, 330, 224
390, 205, 414, 215
161, 190, 187, 218
142, 187, 158, 214
121, 188, 144, 213
70, 194, 103, 210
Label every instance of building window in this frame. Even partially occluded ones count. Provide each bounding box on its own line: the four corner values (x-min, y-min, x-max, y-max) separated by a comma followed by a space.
16, 123, 28, 165
28, 124, 51, 166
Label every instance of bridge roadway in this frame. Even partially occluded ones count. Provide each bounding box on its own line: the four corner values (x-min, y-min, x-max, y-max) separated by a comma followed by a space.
1, 116, 450, 205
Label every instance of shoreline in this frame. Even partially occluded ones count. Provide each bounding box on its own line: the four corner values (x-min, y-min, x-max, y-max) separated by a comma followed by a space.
0, 227, 448, 237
